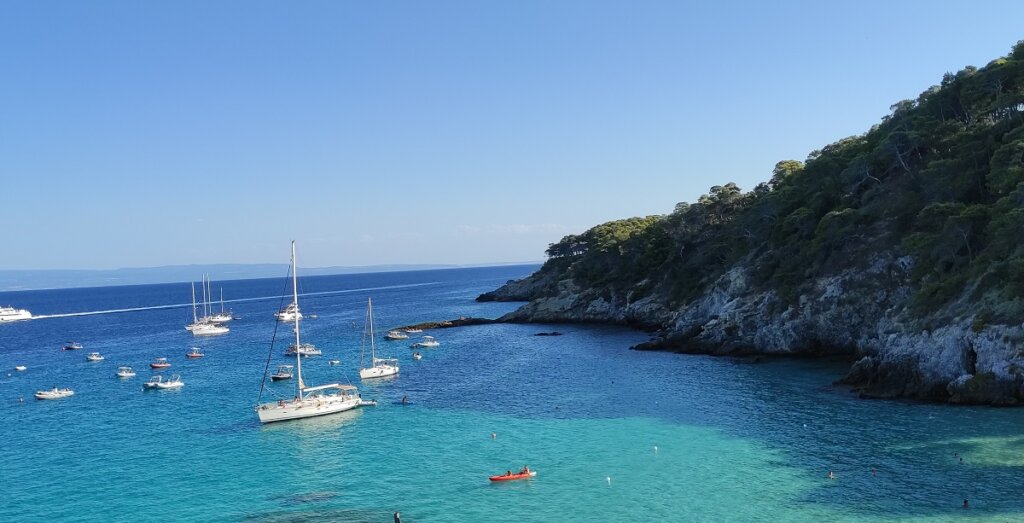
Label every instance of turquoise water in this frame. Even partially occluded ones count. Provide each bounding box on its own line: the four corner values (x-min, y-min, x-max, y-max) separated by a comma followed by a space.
2, 265, 1023, 522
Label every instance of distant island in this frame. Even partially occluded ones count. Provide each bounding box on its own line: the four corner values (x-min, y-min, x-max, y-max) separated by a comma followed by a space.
0, 261, 541, 292
481, 41, 1024, 405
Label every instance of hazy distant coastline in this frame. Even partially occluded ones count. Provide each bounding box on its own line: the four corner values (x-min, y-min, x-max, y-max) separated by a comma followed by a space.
0, 262, 541, 292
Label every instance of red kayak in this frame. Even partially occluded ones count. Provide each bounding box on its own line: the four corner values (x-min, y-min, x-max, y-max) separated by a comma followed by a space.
489, 471, 537, 482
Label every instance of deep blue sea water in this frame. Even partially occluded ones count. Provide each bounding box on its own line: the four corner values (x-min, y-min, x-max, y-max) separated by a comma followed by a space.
2, 264, 1023, 522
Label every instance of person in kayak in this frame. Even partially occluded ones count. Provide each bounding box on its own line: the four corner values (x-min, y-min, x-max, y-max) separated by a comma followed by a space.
520, 465, 530, 475
505, 470, 512, 477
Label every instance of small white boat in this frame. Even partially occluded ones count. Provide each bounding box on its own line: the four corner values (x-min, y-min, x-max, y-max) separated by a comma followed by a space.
328, 359, 341, 365
411, 336, 440, 348
285, 343, 322, 357
405, 328, 423, 333
275, 303, 303, 322
62, 341, 83, 351
271, 364, 294, 381
412, 352, 422, 360
187, 320, 229, 336
186, 347, 204, 359
14, 365, 27, 372
0, 305, 32, 322
143, 374, 184, 390
35, 387, 74, 400
86, 352, 104, 362
116, 366, 136, 378
385, 330, 408, 340
150, 357, 172, 369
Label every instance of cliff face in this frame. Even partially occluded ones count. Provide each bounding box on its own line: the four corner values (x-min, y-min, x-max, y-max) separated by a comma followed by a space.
486, 251, 1024, 404
481, 43, 1024, 405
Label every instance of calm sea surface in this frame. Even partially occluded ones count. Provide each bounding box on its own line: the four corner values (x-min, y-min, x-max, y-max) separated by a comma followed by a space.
1, 265, 1023, 522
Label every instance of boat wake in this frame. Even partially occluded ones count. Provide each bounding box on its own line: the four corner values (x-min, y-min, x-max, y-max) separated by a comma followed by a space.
28, 282, 441, 320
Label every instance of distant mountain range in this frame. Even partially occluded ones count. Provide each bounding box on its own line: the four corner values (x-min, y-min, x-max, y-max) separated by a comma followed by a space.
0, 262, 541, 292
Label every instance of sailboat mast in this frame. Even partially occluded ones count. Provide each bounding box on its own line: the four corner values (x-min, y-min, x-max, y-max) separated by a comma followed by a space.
202, 274, 208, 318
368, 298, 376, 363
220, 288, 225, 313
191, 282, 198, 323
292, 241, 304, 392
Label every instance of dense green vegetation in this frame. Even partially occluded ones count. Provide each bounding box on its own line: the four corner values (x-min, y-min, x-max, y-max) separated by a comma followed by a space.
543, 41, 1024, 320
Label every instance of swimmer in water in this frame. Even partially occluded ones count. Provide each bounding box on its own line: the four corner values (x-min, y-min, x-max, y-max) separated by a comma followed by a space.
828, 470, 835, 480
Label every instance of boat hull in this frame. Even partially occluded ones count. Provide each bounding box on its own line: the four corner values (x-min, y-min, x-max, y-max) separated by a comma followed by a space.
359, 365, 399, 380
35, 389, 74, 400
189, 324, 229, 336
257, 395, 362, 423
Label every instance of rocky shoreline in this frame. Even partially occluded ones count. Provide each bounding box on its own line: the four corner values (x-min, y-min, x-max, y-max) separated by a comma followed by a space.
476, 255, 1024, 406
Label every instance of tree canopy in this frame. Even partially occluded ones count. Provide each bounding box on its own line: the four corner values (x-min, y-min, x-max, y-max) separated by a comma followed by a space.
539, 40, 1024, 319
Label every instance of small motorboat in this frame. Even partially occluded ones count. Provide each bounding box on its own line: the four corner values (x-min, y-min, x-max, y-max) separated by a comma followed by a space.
404, 328, 423, 333
186, 347, 204, 359
385, 330, 409, 340
489, 470, 537, 482
150, 357, 171, 369
270, 364, 294, 381
62, 342, 83, 351
412, 351, 422, 360
35, 387, 74, 400
143, 374, 184, 390
328, 359, 341, 366
411, 336, 440, 348
285, 343, 321, 357
274, 303, 302, 322
14, 365, 27, 372
116, 366, 136, 378
86, 352, 104, 362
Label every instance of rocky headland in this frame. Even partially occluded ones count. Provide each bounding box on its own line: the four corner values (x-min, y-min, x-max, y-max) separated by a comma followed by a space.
478, 43, 1024, 405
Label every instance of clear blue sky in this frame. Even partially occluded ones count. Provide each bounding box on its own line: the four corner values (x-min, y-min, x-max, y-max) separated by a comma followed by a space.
2, 1, 1022, 270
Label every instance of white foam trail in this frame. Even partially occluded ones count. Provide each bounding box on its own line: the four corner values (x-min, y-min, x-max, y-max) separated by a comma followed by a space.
29, 281, 441, 320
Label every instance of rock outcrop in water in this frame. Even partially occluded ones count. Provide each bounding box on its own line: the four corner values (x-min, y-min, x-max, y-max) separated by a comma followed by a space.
480, 42, 1024, 405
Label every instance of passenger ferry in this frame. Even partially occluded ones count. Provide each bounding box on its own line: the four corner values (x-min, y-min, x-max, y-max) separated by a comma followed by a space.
0, 306, 32, 322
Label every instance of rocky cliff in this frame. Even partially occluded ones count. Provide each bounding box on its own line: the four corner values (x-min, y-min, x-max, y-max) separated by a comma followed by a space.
484, 252, 1024, 404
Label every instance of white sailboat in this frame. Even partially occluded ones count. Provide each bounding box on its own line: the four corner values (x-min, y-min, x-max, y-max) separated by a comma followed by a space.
207, 287, 234, 323
255, 241, 365, 424
186, 280, 229, 336
359, 298, 399, 380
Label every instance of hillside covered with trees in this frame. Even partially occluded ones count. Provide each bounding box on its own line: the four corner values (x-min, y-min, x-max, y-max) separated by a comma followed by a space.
482, 41, 1024, 404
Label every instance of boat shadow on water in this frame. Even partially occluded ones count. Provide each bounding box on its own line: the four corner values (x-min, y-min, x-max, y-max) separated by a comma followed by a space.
242, 507, 387, 523
258, 407, 364, 434
266, 491, 339, 505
